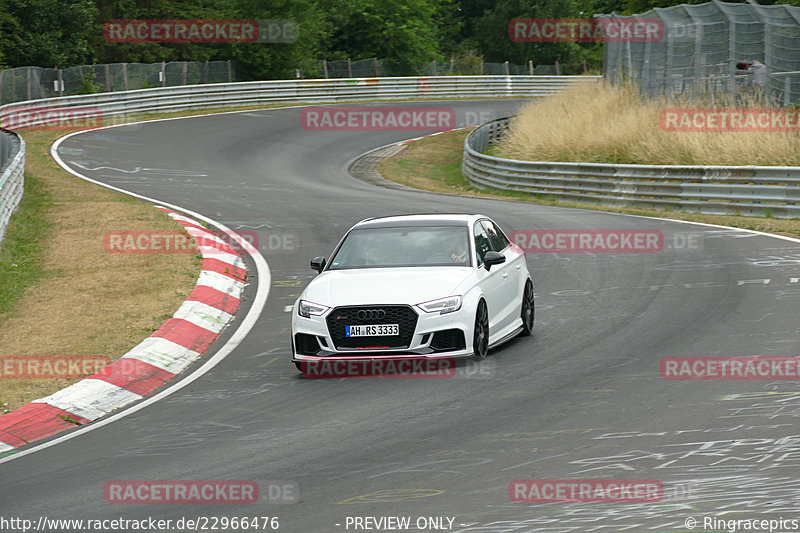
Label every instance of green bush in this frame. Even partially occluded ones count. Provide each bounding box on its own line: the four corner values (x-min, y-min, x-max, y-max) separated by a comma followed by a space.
77, 71, 99, 94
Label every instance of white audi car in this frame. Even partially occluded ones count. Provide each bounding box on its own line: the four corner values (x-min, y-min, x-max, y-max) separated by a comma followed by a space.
291, 214, 534, 369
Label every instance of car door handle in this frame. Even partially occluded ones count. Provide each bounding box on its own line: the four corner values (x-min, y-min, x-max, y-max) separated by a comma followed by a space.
502, 272, 508, 279
515, 265, 521, 270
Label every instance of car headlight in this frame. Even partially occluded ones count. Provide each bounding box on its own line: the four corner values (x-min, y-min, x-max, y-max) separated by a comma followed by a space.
298, 300, 330, 318
417, 295, 462, 315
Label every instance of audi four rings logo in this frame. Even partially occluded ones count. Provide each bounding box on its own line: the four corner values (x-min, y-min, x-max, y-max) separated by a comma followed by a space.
357, 309, 386, 320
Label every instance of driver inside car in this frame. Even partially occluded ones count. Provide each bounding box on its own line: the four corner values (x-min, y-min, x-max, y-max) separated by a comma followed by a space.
444, 233, 468, 264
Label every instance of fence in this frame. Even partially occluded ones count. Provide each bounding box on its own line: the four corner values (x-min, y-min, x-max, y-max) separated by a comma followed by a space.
463, 116, 800, 218
602, 1, 800, 106
313, 58, 560, 78
0, 76, 594, 127
1, 58, 564, 106
0, 61, 237, 106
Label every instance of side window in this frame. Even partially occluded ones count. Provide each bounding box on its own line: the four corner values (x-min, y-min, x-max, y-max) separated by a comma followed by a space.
481, 220, 509, 252
473, 223, 491, 265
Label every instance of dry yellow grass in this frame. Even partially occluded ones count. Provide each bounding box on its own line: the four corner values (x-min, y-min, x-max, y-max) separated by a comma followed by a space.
497, 80, 800, 166
378, 129, 800, 239
0, 129, 201, 414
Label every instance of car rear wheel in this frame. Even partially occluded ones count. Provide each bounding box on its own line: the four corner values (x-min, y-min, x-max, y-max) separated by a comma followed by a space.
472, 300, 489, 360
519, 279, 534, 337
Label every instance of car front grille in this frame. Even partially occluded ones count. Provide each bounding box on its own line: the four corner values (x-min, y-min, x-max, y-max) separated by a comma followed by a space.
326, 305, 418, 350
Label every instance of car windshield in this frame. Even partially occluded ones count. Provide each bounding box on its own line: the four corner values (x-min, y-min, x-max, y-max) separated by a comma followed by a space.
328, 225, 471, 269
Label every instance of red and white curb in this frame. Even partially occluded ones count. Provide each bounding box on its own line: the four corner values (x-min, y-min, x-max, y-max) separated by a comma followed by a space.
0, 207, 246, 451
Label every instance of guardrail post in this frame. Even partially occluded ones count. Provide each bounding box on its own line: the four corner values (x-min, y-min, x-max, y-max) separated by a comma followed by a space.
728, 20, 736, 94
123, 62, 128, 91
182, 62, 188, 85
161, 62, 166, 87
529, 60, 533, 75
57, 69, 64, 96
373, 58, 379, 77
785, 76, 791, 106
104, 64, 111, 91
504, 61, 509, 75
347, 58, 352, 78
323, 59, 329, 79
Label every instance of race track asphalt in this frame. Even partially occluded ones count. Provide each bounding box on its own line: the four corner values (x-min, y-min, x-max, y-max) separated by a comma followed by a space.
2, 100, 799, 532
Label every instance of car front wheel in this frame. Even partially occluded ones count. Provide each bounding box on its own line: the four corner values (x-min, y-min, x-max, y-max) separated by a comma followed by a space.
472, 300, 489, 360
519, 279, 534, 337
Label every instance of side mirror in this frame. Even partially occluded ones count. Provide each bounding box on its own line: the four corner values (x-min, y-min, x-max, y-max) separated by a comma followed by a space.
310, 256, 326, 273
484, 251, 505, 271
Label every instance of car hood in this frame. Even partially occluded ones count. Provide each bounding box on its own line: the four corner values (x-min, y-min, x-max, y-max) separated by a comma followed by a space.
302, 267, 474, 306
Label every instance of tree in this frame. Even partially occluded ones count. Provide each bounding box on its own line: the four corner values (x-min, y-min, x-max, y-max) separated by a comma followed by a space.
0, 0, 97, 67
92, 0, 234, 64
227, 0, 329, 80
90, 0, 328, 80
318, 0, 442, 75
470, 0, 585, 71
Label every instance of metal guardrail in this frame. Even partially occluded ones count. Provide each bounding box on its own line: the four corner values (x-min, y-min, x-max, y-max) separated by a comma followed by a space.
0, 129, 24, 246
0, 76, 599, 128
0, 75, 597, 247
463, 116, 800, 219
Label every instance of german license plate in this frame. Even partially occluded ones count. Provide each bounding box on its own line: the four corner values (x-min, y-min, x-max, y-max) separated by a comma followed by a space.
346, 324, 399, 337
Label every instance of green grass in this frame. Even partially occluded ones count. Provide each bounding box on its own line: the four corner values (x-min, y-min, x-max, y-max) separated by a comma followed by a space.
0, 173, 55, 322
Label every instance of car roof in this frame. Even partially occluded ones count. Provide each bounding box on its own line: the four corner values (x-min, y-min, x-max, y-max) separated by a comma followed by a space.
353, 213, 487, 229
